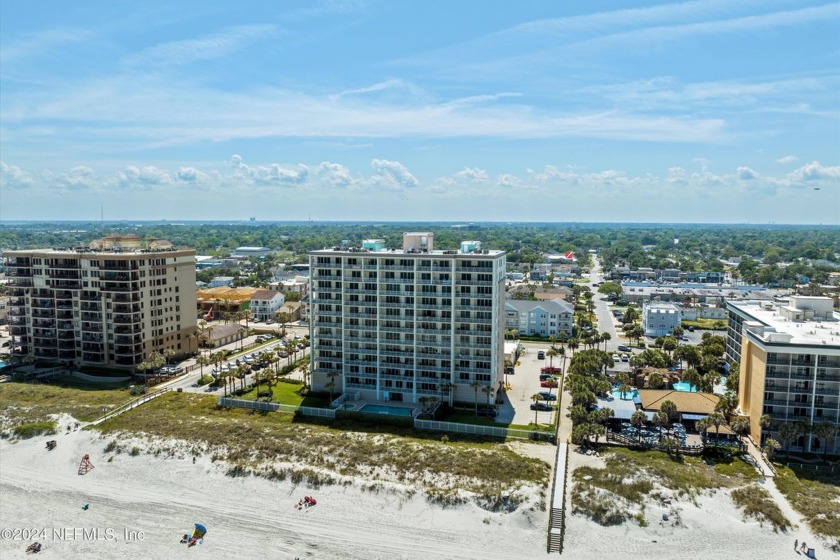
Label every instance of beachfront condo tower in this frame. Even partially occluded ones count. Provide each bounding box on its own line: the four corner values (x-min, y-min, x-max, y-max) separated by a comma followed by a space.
6, 234, 197, 371
726, 296, 840, 455
309, 233, 506, 405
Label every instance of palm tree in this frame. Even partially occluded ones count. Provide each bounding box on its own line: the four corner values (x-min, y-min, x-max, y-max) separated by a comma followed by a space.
731, 418, 750, 452
301, 362, 310, 392
197, 355, 210, 378
631, 410, 647, 444
696, 417, 709, 444
163, 348, 176, 366
481, 386, 495, 418
438, 382, 455, 407
326, 371, 339, 404
653, 410, 669, 443
777, 422, 801, 457
708, 412, 725, 449
814, 422, 838, 461
531, 394, 543, 425
660, 400, 678, 430
546, 347, 559, 369
715, 391, 738, 419
601, 332, 611, 352
470, 381, 481, 416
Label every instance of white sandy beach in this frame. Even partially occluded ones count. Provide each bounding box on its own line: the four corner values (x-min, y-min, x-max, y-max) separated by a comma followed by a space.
0, 415, 827, 560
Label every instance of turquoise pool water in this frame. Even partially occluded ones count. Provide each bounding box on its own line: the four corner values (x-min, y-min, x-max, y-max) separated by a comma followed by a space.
0, 360, 6, 368
673, 381, 698, 392
359, 404, 414, 417
611, 389, 638, 400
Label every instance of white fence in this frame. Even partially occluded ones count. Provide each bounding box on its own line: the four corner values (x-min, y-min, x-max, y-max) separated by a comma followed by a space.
218, 398, 551, 439
414, 419, 549, 441
217, 397, 336, 419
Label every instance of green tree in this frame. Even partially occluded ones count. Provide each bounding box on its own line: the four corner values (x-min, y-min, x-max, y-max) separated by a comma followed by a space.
481, 385, 495, 418
631, 410, 647, 444
708, 412, 725, 448
471, 381, 482, 417
814, 422, 839, 461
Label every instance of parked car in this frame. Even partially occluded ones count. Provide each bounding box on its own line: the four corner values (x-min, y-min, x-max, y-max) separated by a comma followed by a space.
617, 345, 631, 352
537, 391, 557, 401
613, 355, 621, 363
540, 379, 558, 388
540, 366, 562, 374
537, 350, 545, 360
621, 354, 630, 362
539, 373, 555, 381
504, 366, 515, 375
687, 326, 695, 332
530, 402, 554, 411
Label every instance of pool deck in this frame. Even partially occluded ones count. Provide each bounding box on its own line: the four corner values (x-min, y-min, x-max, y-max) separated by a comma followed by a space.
338, 399, 419, 417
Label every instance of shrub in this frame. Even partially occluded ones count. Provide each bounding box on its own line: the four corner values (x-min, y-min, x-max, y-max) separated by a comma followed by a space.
731, 484, 791, 533
12, 421, 57, 439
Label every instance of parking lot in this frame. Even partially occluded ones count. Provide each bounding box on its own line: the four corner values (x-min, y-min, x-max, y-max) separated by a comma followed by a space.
502, 341, 562, 427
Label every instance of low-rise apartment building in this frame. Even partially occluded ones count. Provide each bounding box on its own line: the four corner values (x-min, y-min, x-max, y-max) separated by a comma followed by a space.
250, 289, 285, 322
642, 301, 682, 337
505, 299, 574, 338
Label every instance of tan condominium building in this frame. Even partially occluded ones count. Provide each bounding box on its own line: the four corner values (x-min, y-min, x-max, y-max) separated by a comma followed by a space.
726, 296, 840, 454
6, 236, 197, 371
309, 232, 506, 405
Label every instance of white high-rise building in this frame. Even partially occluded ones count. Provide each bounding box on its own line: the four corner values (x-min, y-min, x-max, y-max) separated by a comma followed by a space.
6, 236, 197, 371
309, 233, 506, 405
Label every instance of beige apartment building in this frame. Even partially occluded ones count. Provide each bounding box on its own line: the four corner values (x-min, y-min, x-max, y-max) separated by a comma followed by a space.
6, 237, 197, 371
309, 233, 506, 405
727, 296, 840, 454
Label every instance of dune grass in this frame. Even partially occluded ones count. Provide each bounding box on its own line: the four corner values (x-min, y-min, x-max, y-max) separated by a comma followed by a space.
773, 463, 840, 551
730, 484, 791, 532
572, 446, 759, 525
96, 392, 550, 496
0, 380, 133, 430
12, 420, 57, 439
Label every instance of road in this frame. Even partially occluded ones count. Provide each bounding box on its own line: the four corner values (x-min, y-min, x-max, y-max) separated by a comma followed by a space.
157, 323, 310, 394
586, 255, 632, 374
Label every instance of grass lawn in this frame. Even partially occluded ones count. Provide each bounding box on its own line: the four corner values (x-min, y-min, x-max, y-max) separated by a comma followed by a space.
0, 379, 134, 430
681, 318, 726, 330
96, 392, 551, 497
442, 410, 554, 433
238, 380, 327, 407
773, 463, 840, 551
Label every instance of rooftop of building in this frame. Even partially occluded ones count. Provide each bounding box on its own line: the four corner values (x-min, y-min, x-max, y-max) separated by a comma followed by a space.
505, 298, 574, 314
638, 389, 720, 415
196, 286, 257, 303
251, 289, 280, 301
310, 247, 504, 257
727, 298, 840, 347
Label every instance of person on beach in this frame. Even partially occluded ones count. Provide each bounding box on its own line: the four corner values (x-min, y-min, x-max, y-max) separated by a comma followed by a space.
795, 539, 798, 552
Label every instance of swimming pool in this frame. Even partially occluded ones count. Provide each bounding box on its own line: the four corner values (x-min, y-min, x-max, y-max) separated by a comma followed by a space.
358, 404, 414, 417
611, 389, 638, 400
673, 381, 698, 392
0, 360, 6, 369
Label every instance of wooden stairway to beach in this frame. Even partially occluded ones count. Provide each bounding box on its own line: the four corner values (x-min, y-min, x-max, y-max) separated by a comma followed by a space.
546, 442, 569, 554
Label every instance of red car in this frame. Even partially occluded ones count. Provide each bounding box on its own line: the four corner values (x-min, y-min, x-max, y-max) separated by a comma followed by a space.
540, 378, 558, 388
541, 366, 562, 374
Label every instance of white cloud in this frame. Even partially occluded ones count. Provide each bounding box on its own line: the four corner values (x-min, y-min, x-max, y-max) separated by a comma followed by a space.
124, 25, 278, 68
0, 161, 34, 188
736, 166, 758, 180
776, 155, 798, 164
369, 159, 418, 189
788, 161, 840, 183
230, 155, 310, 187
317, 161, 354, 188
454, 167, 490, 183
53, 165, 96, 189
119, 165, 171, 186
175, 167, 208, 183
496, 173, 524, 188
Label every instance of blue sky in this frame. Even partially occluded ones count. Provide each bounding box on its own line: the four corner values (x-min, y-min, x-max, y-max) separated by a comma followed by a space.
1, 0, 838, 223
